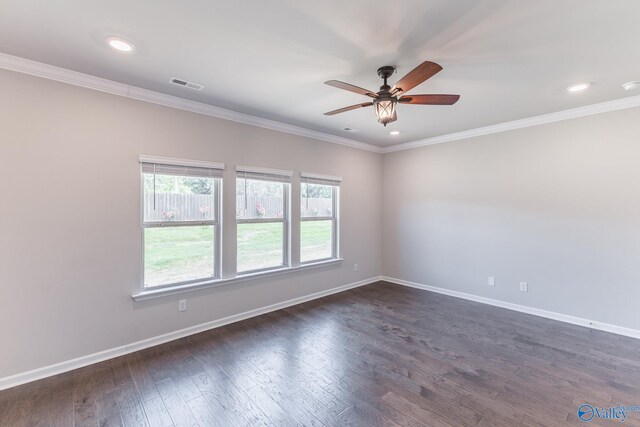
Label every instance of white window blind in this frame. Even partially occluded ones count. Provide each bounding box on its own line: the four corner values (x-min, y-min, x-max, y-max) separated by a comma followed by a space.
141, 162, 224, 178
236, 165, 292, 183
300, 172, 342, 187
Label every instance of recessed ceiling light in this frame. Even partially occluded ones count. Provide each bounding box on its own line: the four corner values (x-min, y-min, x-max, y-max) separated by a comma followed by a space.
106, 36, 135, 53
567, 82, 591, 92
389, 130, 400, 136
622, 81, 640, 91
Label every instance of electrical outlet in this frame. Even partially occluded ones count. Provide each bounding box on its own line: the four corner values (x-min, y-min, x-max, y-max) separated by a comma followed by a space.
488, 276, 495, 286
178, 299, 187, 312
353, 264, 358, 271
519, 282, 528, 292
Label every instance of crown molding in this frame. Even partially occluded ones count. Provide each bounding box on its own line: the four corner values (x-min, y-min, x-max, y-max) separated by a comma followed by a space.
3, 52, 640, 155
0, 52, 383, 153
381, 94, 640, 153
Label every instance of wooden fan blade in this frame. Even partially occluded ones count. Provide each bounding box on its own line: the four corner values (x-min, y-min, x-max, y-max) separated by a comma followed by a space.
324, 102, 373, 116
398, 94, 460, 105
325, 80, 378, 98
391, 61, 443, 95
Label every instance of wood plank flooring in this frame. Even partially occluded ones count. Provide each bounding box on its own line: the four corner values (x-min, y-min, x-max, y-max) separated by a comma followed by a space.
1, 281, 639, 426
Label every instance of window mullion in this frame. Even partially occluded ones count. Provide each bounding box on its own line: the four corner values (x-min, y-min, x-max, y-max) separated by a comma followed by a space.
283, 181, 290, 267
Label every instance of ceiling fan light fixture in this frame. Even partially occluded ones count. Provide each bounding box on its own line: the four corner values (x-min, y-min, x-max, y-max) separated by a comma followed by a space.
374, 98, 397, 126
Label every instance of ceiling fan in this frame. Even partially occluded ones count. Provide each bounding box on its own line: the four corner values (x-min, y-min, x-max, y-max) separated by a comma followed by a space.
324, 61, 459, 126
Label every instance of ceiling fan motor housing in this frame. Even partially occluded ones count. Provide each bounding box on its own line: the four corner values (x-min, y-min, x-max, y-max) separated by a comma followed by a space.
377, 66, 396, 80
377, 66, 396, 90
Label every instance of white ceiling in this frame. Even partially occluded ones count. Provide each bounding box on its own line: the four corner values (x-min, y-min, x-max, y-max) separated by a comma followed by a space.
1, 0, 639, 147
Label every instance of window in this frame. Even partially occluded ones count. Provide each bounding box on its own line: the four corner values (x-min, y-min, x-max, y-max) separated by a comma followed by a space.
140, 157, 223, 288
300, 173, 340, 263
133, 158, 343, 300
236, 167, 291, 273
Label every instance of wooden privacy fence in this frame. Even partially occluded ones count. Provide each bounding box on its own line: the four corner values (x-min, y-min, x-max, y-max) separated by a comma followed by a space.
144, 193, 215, 222
237, 196, 332, 219
144, 193, 332, 221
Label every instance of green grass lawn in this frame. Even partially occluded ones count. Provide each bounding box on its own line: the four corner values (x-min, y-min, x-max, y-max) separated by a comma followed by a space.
144, 226, 214, 286
237, 222, 284, 272
144, 221, 332, 286
301, 220, 333, 262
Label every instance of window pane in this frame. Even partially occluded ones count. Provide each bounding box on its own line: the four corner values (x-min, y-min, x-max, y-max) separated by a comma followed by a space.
301, 183, 333, 217
143, 174, 216, 222
236, 178, 284, 220
144, 226, 214, 286
301, 220, 333, 262
237, 222, 283, 272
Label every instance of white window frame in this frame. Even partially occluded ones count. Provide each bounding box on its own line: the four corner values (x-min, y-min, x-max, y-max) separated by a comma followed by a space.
139, 155, 224, 289
131, 163, 344, 302
236, 166, 292, 275
300, 172, 341, 264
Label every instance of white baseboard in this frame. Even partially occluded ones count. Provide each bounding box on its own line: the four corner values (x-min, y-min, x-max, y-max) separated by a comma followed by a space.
381, 276, 640, 340
0, 276, 382, 391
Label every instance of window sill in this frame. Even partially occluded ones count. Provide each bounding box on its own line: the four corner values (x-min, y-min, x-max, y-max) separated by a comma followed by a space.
132, 258, 343, 301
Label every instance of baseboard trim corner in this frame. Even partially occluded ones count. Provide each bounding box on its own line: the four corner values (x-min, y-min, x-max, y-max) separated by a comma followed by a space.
0, 276, 382, 391
381, 276, 640, 340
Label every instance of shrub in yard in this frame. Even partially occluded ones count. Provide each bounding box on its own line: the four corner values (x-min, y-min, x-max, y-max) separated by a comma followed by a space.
162, 209, 178, 221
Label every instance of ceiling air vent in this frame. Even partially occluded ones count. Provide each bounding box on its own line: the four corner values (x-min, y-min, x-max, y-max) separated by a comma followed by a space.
170, 77, 204, 91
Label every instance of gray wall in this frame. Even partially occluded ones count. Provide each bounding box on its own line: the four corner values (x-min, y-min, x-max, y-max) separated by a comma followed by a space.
382, 107, 640, 330
0, 69, 382, 378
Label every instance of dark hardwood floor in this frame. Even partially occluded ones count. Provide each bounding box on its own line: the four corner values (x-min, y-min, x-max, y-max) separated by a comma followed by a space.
2, 281, 640, 426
